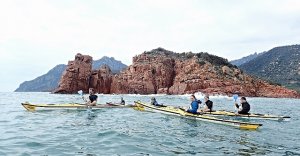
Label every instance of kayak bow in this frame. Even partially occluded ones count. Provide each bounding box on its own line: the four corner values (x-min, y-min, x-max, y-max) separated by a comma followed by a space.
134, 101, 262, 130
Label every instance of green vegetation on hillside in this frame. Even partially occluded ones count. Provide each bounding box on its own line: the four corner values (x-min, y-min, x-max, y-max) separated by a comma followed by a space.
239, 45, 300, 92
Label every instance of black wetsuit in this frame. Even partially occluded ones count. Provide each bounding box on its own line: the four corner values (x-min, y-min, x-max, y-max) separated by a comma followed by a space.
89, 95, 98, 103
237, 101, 250, 114
205, 100, 213, 112
151, 100, 164, 107
121, 100, 125, 105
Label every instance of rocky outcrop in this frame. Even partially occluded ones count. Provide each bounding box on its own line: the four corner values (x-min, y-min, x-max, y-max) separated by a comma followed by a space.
90, 65, 113, 94
15, 56, 127, 92
54, 53, 93, 93
110, 48, 299, 98
110, 53, 175, 94
54, 49, 300, 98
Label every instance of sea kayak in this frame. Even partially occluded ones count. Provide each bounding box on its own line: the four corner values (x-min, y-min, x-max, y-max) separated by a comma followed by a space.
201, 110, 290, 121
21, 102, 135, 112
134, 101, 262, 130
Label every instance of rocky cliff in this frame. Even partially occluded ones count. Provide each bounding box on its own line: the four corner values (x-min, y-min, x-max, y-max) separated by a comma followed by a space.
54, 48, 300, 98
54, 53, 93, 93
90, 65, 113, 94
15, 56, 127, 92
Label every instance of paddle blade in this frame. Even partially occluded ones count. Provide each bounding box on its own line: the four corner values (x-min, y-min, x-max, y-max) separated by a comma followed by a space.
233, 94, 238, 102
78, 90, 83, 96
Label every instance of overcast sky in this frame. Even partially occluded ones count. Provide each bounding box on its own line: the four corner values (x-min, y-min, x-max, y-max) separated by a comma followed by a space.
0, 0, 300, 92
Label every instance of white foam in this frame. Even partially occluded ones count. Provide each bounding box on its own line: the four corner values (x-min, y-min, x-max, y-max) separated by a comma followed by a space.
179, 92, 230, 99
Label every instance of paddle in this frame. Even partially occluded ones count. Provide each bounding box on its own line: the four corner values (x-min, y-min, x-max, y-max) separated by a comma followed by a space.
78, 90, 87, 103
233, 94, 239, 113
78, 90, 94, 111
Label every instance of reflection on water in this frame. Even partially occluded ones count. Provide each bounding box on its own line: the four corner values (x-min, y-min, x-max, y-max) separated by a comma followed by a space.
235, 134, 270, 155
284, 151, 300, 156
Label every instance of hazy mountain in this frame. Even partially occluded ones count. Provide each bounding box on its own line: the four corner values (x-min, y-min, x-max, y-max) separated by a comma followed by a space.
15, 56, 127, 92
230, 52, 266, 66
15, 64, 67, 92
92, 56, 127, 73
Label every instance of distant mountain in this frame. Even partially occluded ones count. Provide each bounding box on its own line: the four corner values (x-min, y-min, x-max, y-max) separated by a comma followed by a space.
92, 56, 127, 73
15, 56, 127, 92
15, 64, 67, 92
230, 52, 266, 66
239, 45, 300, 92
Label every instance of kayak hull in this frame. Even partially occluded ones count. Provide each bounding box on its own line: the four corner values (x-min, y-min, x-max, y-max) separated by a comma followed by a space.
134, 101, 262, 130
21, 102, 135, 112
202, 110, 290, 121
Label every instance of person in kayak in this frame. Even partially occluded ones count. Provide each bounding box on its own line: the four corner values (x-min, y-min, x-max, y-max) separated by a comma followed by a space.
186, 95, 199, 114
202, 95, 213, 112
235, 97, 250, 114
86, 88, 98, 106
120, 97, 125, 105
150, 97, 164, 107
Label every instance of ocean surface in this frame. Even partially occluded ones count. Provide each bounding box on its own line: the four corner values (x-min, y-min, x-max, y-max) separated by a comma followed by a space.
0, 92, 300, 156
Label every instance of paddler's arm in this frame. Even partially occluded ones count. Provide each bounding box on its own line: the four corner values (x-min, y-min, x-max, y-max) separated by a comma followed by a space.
91, 100, 97, 106
235, 103, 243, 112
85, 99, 91, 106
85, 96, 97, 106
82, 96, 87, 102
86, 100, 97, 106
202, 105, 209, 112
235, 103, 239, 109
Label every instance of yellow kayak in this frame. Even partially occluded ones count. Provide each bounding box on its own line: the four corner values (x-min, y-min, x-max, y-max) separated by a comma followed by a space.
201, 110, 290, 121
134, 101, 262, 130
21, 102, 135, 112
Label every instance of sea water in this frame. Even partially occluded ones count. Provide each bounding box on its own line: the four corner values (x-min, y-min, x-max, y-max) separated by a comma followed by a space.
0, 92, 300, 156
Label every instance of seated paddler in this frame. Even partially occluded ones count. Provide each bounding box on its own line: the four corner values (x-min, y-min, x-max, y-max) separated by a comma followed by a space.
86, 88, 98, 106
186, 94, 199, 114
150, 97, 164, 107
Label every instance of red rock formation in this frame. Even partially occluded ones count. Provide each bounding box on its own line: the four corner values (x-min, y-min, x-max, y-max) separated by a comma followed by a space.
110, 53, 175, 94
90, 65, 113, 94
54, 53, 92, 94
111, 49, 300, 98
54, 49, 300, 98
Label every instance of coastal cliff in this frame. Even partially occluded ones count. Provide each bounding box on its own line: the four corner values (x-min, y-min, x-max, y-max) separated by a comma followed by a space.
15, 56, 127, 92
54, 48, 300, 98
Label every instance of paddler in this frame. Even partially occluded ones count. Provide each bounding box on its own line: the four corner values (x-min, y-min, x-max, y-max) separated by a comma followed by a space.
150, 97, 164, 107
202, 95, 213, 112
186, 95, 199, 114
235, 97, 250, 114
86, 88, 98, 106
120, 97, 125, 105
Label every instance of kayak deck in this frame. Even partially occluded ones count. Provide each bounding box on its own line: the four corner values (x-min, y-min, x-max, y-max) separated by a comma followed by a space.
201, 110, 290, 121
134, 101, 262, 130
21, 102, 134, 112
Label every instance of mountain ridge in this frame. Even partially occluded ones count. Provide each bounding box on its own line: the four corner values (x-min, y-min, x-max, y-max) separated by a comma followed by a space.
230, 52, 267, 66
238, 45, 300, 92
